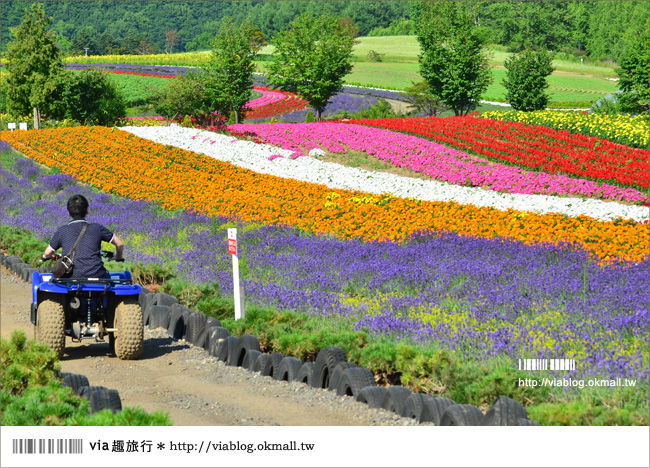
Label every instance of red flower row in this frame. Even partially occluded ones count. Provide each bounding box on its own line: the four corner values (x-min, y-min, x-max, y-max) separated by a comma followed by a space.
245, 87, 309, 119
344, 116, 650, 189
83, 69, 309, 119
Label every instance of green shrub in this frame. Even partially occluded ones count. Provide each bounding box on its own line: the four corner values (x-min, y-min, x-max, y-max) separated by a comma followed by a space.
63, 69, 126, 125
503, 48, 555, 111
1, 382, 173, 426
528, 401, 649, 426
159, 278, 220, 308
129, 262, 176, 285
181, 115, 193, 127
0, 330, 173, 426
1, 330, 60, 396
1, 382, 87, 425
72, 407, 173, 426
305, 110, 315, 123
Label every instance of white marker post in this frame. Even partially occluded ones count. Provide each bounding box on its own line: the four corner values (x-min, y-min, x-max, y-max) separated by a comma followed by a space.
8, 123, 16, 132
19, 123, 28, 131
228, 228, 245, 320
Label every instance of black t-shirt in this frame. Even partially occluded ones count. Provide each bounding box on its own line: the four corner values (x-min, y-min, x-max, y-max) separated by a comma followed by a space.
49, 219, 114, 278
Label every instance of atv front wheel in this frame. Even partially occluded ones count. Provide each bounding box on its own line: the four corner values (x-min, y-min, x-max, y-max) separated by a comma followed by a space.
36, 299, 66, 359
113, 300, 143, 360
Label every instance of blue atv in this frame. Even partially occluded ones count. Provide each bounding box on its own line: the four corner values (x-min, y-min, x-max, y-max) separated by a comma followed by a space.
32, 251, 143, 360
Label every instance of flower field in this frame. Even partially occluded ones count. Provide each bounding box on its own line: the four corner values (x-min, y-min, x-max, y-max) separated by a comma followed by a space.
347, 116, 650, 191
228, 123, 648, 205
1, 143, 648, 406
481, 110, 650, 149
2, 126, 649, 265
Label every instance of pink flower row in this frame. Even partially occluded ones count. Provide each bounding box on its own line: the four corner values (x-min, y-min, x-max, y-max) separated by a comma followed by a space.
227, 123, 648, 203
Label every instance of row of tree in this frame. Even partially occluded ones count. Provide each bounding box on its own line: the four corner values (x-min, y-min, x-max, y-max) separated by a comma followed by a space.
1, 1, 648, 63
415, 1, 648, 115
4, 2, 647, 128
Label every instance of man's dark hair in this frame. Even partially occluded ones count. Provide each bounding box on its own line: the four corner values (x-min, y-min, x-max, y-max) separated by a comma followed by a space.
67, 194, 89, 219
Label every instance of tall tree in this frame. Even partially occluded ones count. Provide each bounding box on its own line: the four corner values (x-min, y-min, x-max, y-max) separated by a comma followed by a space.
617, 29, 650, 115
165, 29, 180, 54
416, 0, 492, 116
4, 3, 67, 127
267, 12, 356, 121
205, 18, 258, 124
503, 48, 555, 111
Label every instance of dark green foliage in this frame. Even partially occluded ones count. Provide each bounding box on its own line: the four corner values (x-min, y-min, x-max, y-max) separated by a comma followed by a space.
416, 1, 492, 116
503, 48, 555, 111
268, 13, 356, 121
206, 18, 258, 124
129, 262, 176, 286
616, 29, 650, 115
0, 330, 173, 426
1, 382, 87, 425
486, 0, 572, 52
403, 81, 447, 116
1, 381, 173, 425
159, 278, 220, 309
0, 226, 48, 266
4, 3, 67, 120
581, 1, 650, 63
1, 331, 60, 396
367, 18, 415, 37
154, 73, 209, 125
327, 98, 397, 120
1, 1, 647, 65
63, 70, 126, 125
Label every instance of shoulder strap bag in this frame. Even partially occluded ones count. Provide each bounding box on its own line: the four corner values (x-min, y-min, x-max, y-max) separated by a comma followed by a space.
52, 223, 88, 278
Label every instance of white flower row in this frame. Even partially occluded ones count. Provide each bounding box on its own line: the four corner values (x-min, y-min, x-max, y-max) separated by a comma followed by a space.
120, 126, 649, 223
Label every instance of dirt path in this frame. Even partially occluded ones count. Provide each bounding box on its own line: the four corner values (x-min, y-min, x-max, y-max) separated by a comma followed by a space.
385, 98, 411, 113
0, 266, 414, 426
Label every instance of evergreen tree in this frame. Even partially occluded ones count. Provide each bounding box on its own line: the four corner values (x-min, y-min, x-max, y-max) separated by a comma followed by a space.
503, 48, 555, 111
416, 0, 492, 116
268, 12, 356, 121
617, 29, 650, 114
4, 3, 67, 126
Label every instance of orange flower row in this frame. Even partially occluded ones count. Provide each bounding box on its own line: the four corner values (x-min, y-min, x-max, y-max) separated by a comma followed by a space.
2, 127, 648, 264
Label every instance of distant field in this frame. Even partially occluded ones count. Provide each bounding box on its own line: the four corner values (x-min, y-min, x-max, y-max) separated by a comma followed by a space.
256, 36, 620, 101
51, 36, 621, 104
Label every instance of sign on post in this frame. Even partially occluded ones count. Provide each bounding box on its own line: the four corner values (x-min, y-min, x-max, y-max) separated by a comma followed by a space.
19, 123, 28, 131
227, 228, 244, 320
8, 123, 16, 131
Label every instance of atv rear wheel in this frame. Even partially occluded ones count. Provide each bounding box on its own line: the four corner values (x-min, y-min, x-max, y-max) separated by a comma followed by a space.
36, 299, 66, 359
113, 300, 143, 360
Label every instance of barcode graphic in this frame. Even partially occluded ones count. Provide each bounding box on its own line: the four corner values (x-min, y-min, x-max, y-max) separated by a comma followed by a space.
519, 359, 576, 371
12, 439, 83, 454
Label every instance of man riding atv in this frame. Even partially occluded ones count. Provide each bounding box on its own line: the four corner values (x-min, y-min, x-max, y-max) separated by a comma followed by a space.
42, 194, 125, 278
34, 194, 143, 360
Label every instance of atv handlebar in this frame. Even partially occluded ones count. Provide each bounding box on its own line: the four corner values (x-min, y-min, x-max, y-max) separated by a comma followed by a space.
40, 250, 124, 263
40, 253, 61, 262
